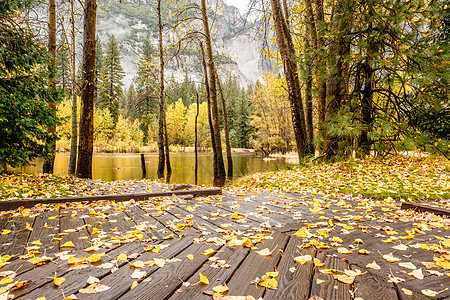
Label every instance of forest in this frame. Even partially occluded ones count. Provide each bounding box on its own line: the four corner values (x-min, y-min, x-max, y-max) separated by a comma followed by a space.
1, 0, 449, 183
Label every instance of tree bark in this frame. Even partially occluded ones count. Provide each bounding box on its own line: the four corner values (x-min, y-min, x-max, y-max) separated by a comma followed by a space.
194, 93, 199, 185
305, 33, 315, 154
68, 0, 77, 175
76, 0, 97, 178
157, 0, 165, 178
325, 0, 350, 159
43, 0, 57, 174
313, 0, 327, 144
200, 0, 226, 181
200, 42, 217, 179
269, 0, 309, 158
216, 75, 233, 178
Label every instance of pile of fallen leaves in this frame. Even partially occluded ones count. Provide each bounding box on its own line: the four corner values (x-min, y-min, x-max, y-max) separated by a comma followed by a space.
237, 155, 449, 201
0, 174, 161, 201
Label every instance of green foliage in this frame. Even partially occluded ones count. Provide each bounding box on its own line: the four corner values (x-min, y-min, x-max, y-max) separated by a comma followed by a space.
98, 35, 124, 125
250, 136, 286, 156
0, 0, 62, 170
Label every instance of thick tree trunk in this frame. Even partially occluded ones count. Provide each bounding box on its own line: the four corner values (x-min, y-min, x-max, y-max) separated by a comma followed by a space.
216, 75, 233, 178
200, 0, 226, 181
200, 43, 218, 179
76, 0, 97, 178
270, 0, 309, 159
43, 0, 57, 174
313, 0, 327, 143
68, 0, 77, 175
157, 0, 165, 178
325, 0, 350, 159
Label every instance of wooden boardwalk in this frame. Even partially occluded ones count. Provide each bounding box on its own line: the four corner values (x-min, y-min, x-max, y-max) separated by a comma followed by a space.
0, 190, 448, 299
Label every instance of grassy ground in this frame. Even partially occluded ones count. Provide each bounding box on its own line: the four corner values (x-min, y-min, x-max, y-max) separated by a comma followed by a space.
236, 155, 449, 202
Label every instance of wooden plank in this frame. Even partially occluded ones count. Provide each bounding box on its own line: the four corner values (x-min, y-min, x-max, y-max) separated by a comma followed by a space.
352, 267, 399, 300
264, 237, 316, 300
309, 251, 352, 300
59, 209, 91, 251
168, 244, 250, 300
22, 210, 60, 255
118, 242, 223, 300
225, 230, 289, 299
79, 237, 202, 300
0, 216, 35, 256
15, 241, 146, 300
401, 202, 450, 217
0, 189, 222, 211
122, 205, 165, 240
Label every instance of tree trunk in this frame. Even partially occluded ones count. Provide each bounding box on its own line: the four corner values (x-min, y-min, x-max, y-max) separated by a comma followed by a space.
68, 0, 77, 175
43, 0, 57, 174
164, 112, 171, 174
194, 93, 199, 185
157, 0, 165, 178
325, 0, 350, 159
200, 0, 226, 181
269, 0, 309, 159
216, 75, 233, 178
305, 34, 315, 154
200, 42, 218, 179
76, 0, 97, 179
313, 0, 327, 146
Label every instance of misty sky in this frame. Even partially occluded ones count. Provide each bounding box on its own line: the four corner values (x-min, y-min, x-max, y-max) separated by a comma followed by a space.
225, 0, 250, 13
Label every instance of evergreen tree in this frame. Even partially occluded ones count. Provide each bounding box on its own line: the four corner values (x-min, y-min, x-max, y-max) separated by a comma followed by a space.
0, 0, 62, 170
98, 34, 124, 124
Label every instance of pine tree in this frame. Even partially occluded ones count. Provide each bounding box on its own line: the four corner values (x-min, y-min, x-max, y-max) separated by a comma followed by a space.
98, 34, 124, 125
0, 0, 62, 171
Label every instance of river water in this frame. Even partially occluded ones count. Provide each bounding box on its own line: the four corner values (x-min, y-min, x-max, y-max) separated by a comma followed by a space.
13, 153, 297, 185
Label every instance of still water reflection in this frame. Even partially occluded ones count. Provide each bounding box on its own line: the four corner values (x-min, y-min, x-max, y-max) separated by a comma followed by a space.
14, 153, 297, 185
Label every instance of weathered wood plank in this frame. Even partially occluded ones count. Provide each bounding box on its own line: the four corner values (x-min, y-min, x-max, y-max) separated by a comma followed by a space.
309, 251, 352, 300
401, 202, 450, 217
225, 230, 289, 299
352, 267, 399, 300
264, 237, 316, 300
0, 189, 222, 211
118, 242, 223, 300
169, 244, 250, 300
59, 209, 91, 251
0, 216, 35, 256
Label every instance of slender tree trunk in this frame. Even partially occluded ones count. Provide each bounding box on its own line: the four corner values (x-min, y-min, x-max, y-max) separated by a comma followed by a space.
157, 0, 165, 178
68, 0, 77, 175
200, 0, 226, 181
76, 0, 97, 178
305, 34, 314, 154
200, 43, 217, 179
313, 0, 327, 146
164, 113, 171, 174
194, 93, 199, 185
270, 0, 309, 159
216, 75, 233, 178
43, 0, 57, 174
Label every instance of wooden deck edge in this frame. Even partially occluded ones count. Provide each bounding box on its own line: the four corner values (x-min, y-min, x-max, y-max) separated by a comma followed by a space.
0, 188, 222, 211
400, 202, 450, 217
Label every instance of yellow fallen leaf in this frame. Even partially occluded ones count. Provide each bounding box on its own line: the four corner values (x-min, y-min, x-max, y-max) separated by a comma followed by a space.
35, 298, 46, 300
366, 261, 381, 270
131, 270, 146, 280
202, 248, 216, 256
258, 278, 278, 289
332, 236, 343, 243
54, 276, 66, 287
187, 254, 194, 260
408, 268, 424, 280
130, 281, 139, 290
0, 277, 13, 284
385, 230, 398, 235
154, 258, 165, 268
353, 239, 364, 244
293, 229, 309, 237
163, 234, 174, 240
391, 244, 408, 251
1, 230, 10, 235
398, 262, 416, 270
314, 258, 325, 267
359, 249, 370, 255
383, 253, 401, 263
334, 274, 355, 284
212, 284, 229, 294
61, 241, 75, 248
87, 253, 104, 263
256, 248, 272, 257
117, 254, 128, 262
199, 272, 209, 285
294, 255, 312, 265
401, 288, 413, 296
337, 247, 352, 254
265, 272, 279, 278
421, 289, 438, 297
130, 261, 145, 268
